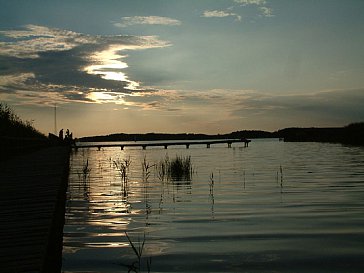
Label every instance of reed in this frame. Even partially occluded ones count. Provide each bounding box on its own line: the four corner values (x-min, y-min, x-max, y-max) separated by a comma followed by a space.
113, 157, 131, 196
113, 157, 131, 182
276, 165, 284, 193
76, 158, 91, 199
209, 172, 214, 194
82, 159, 91, 179
142, 155, 154, 181
124, 231, 150, 272
156, 155, 169, 181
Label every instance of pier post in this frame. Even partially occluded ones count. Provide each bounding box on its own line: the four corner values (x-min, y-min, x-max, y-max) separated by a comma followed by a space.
120, 146, 124, 150
207, 144, 210, 148
142, 145, 146, 150
164, 145, 168, 149
186, 144, 190, 149
97, 146, 101, 151
228, 142, 232, 148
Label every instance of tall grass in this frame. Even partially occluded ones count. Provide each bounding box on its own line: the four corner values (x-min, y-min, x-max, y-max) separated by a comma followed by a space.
0, 102, 44, 138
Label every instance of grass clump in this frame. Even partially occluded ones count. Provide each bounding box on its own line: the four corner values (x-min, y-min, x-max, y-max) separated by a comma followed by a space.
157, 155, 193, 181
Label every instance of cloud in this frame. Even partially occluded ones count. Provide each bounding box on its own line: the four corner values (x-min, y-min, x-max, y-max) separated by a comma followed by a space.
233, 0, 274, 17
123, 87, 364, 129
114, 16, 181, 28
234, 0, 267, 6
231, 88, 364, 127
0, 24, 171, 105
0, 24, 169, 59
202, 0, 273, 22
202, 10, 242, 21
0, 24, 98, 58
259, 6, 274, 17
234, 0, 267, 5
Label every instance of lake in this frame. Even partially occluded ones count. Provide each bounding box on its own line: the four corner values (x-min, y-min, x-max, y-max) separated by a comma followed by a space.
62, 139, 364, 273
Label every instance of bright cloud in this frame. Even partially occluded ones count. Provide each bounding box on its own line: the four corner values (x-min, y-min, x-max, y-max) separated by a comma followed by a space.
114, 16, 181, 28
202, 10, 242, 21
234, 0, 267, 5
202, 0, 273, 22
233, 0, 274, 17
259, 6, 274, 17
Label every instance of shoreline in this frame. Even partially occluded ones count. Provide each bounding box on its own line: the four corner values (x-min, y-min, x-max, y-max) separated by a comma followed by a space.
78, 123, 364, 146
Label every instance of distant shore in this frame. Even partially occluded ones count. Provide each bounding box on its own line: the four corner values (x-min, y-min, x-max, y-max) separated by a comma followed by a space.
79, 122, 364, 146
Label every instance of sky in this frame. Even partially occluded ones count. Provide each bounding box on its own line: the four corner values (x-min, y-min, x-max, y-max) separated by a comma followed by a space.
1, 0, 364, 137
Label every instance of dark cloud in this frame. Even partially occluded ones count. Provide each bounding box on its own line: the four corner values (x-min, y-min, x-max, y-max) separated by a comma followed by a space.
0, 24, 170, 104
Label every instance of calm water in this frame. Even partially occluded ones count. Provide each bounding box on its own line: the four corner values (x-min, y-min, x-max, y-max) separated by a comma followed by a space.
62, 139, 364, 273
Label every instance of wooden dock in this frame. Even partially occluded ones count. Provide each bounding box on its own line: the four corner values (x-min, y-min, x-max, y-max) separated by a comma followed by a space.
74, 138, 251, 150
0, 146, 70, 273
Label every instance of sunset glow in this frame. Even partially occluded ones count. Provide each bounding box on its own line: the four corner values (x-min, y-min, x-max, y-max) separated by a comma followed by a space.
84, 45, 140, 90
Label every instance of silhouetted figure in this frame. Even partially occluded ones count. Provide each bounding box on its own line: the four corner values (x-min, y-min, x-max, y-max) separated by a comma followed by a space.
64, 129, 75, 146
59, 129, 64, 140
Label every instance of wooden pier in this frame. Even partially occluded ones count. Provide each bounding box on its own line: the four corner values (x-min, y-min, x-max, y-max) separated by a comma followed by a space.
74, 138, 251, 150
0, 146, 70, 273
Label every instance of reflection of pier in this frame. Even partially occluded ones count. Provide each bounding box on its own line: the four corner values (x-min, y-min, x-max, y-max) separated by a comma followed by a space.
74, 139, 251, 151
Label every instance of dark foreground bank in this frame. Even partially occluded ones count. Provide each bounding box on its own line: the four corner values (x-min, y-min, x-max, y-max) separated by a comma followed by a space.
0, 146, 70, 273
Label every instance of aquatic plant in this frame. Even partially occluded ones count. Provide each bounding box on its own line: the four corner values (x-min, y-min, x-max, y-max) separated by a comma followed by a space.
82, 159, 91, 178
113, 157, 131, 196
124, 232, 151, 273
169, 155, 192, 180
77, 158, 91, 199
157, 155, 193, 181
243, 170, 246, 189
113, 157, 131, 181
156, 155, 169, 181
78, 158, 91, 183
209, 172, 214, 194
276, 165, 284, 193
142, 155, 154, 182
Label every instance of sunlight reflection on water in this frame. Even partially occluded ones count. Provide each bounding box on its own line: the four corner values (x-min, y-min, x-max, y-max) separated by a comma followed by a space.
62, 140, 364, 272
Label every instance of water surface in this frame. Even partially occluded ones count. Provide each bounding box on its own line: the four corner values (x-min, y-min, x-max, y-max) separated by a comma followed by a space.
62, 140, 364, 272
